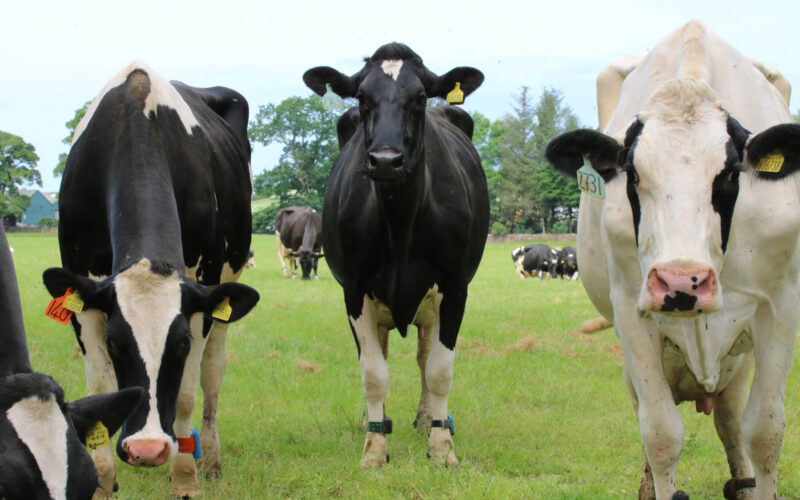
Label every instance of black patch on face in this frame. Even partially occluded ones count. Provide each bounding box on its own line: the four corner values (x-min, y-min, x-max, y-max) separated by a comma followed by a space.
150, 260, 176, 277
621, 119, 644, 244
711, 138, 742, 253
660, 291, 699, 312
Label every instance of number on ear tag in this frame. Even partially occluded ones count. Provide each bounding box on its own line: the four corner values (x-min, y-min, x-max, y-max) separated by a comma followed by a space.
63, 291, 84, 313
212, 297, 232, 321
321, 83, 345, 111
45, 287, 75, 325
756, 152, 784, 173
86, 421, 110, 451
576, 157, 605, 199
446, 82, 464, 105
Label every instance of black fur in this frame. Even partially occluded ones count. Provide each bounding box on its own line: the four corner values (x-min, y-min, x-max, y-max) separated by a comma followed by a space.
622, 119, 645, 244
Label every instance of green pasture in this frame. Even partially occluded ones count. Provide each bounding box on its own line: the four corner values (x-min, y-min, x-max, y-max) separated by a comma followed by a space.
9, 233, 800, 499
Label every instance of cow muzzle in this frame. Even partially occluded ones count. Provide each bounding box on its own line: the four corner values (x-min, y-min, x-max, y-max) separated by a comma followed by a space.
643, 264, 719, 315
366, 148, 405, 181
123, 437, 171, 467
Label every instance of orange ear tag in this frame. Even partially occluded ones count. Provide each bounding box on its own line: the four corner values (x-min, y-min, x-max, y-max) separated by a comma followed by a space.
45, 287, 77, 325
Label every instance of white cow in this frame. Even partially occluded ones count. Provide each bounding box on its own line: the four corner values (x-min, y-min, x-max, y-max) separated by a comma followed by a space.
546, 21, 800, 500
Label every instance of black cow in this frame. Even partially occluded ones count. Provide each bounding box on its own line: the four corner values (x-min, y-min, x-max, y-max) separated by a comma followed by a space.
555, 246, 579, 280
303, 43, 488, 468
0, 225, 143, 499
275, 206, 323, 280
41, 62, 259, 498
512, 244, 556, 279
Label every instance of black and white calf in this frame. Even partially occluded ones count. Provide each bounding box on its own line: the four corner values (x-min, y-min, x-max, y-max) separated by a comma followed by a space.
304, 43, 488, 467
555, 246, 578, 280
511, 244, 557, 279
275, 206, 323, 280
43, 62, 259, 498
0, 225, 142, 500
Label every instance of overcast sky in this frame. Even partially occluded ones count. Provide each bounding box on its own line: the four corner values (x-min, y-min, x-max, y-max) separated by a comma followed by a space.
3, 0, 799, 192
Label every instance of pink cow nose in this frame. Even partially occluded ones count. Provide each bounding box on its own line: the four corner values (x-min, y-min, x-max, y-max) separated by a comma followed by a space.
647, 266, 717, 313
124, 438, 170, 467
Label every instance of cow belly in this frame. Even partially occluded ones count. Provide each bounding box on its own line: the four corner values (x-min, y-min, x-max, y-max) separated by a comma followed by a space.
662, 341, 749, 403
370, 287, 439, 331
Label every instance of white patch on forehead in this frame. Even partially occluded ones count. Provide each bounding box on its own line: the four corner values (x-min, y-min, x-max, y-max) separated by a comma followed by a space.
73, 60, 199, 143
114, 259, 181, 439
381, 59, 404, 81
7, 394, 68, 500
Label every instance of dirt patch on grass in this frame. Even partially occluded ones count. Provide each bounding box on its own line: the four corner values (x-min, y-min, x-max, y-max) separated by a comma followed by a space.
297, 359, 322, 373
458, 336, 541, 357
603, 343, 623, 358
503, 336, 540, 354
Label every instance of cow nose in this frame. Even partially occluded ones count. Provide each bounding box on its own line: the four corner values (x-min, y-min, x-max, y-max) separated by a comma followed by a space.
123, 438, 170, 467
368, 149, 404, 169
646, 265, 718, 313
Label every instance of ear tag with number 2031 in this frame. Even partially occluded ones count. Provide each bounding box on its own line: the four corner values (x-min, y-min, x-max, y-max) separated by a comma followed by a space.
576, 157, 605, 199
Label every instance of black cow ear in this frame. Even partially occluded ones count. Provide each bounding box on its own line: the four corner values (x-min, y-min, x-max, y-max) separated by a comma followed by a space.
183, 281, 260, 324
745, 123, 800, 180
546, 129, 623, 181
303, 66, 357, 98
42, 268, 113, 313
430, 67, 484, 100
67, 387, 145, 443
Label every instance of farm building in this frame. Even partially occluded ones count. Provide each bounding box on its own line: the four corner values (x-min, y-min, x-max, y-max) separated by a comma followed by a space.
18, 190, 58, 227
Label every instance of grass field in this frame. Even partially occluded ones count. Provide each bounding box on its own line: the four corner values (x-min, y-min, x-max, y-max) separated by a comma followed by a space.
9, 233, 800, 499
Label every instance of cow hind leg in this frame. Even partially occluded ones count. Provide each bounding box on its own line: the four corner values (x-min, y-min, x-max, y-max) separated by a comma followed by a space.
413, 324, 433, 432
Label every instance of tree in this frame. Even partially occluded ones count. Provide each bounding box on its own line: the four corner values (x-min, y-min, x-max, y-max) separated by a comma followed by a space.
471, 111, 506, 229
54, 101, 91, 177
0, 131, 41, 220
248, 96, 339, 210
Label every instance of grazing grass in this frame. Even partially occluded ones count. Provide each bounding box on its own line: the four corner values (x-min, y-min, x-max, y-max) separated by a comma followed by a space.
9, 233, 800, 499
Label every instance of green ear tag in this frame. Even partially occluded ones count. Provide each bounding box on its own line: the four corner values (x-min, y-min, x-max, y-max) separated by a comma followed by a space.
577, 157, 605, 199
446, 82, 464, 105
321, 83, 345, 111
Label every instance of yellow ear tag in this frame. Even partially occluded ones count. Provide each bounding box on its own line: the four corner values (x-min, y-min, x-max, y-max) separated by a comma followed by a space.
756, 152, 784, 173
86, 421, 110, 451
63, 291, 84, 313
212, 297, 232, 321
446, 82, 465, 105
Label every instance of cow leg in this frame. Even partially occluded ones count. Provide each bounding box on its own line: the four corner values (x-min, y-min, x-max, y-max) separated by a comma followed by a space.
742, 307, 798, 499
713, 354, 755, 500
169, 313, 206, 498
198, 320, 229, 478
360, 326, 389, 431
75, 310, 118, 500
350, 296, 390, 467
413, 324, 433, 432
639, 447, 656, 500
276, 232, 289, 277
427, 289, 460, 467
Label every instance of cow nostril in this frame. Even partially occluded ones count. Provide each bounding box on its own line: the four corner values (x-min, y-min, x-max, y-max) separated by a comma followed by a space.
368, 150, 404, 168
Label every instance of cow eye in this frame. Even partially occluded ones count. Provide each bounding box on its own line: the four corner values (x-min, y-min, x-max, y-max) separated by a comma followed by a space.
104, 335, 117, 354
180, 334, 192, 350
726, 167, 740, 184
625, 167, 639, 186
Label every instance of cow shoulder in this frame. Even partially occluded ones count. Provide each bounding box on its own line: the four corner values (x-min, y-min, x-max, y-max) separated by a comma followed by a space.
428, 105, 474, 139
337, 107, 360, 150
171, 82, 250, 147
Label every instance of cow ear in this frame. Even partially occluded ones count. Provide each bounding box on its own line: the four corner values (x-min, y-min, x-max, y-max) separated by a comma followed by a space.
744, 123, 800, 180
183, 281, 260, 324
42, 268, 113, 313
429, 67, 484, 100
67, 387, 145, 443
545, 129, 623, 181
303, 66, 357, 98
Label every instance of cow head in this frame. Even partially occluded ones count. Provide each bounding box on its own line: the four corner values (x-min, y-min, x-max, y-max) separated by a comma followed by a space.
303, 43, 483, 182
42, 259, 259, 466
291, 249, 324, 280
0, 372, 142, 498
546, 78, 800, 315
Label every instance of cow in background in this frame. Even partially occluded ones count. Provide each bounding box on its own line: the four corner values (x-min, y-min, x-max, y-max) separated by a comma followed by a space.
245, 250, 256, 269
0, 225, 143, 499
304, 42, 488, 468
547, 21, 800, 499
511, 244, 557, 279
555, 246, 578, 280
43, 62, 259, 498
275, 206, 323, 280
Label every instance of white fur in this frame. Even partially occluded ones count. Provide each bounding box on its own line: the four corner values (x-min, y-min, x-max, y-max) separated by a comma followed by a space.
381, 60, 403, 81
114, 259, 181, 452
73, 61, 198, 143
7, 394, 68, 500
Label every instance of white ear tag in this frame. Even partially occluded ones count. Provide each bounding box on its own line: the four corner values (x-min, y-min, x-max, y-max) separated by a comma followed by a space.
321, 83, 345, 111
576, 157, 605, 199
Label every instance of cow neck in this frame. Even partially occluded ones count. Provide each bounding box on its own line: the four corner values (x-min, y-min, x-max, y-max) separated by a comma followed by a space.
0, 228, 32, 376
107, 168, 185, 273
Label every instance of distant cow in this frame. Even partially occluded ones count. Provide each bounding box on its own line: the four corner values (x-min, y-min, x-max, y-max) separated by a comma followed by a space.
512, 244, 556, 279
245, 249, 256, 269
275, 206, 323, 280
0, 225, 143, 499
43, 62, 259, 497
546, 21, 800, 499
303, 43, 488, 467
555, 246, 578, 280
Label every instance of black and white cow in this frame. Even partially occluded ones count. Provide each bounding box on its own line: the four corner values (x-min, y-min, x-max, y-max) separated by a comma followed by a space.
275, 206, 323, 280
0, 225, 143, 499
42, 62, 259, 498
511, 244, 556, 279
555, 246, 578, 280
303, 43, 488, 467
547, 21, 800, 499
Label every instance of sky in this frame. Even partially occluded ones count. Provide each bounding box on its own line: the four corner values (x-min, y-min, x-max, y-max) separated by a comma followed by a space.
3, 0, 799, 192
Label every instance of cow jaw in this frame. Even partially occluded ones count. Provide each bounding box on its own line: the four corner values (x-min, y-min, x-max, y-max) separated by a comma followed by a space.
114, 259, 181, 464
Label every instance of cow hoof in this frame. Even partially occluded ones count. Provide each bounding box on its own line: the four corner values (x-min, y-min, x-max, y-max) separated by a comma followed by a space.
672, 491, 689, 500
361, 432, 389, 468
428, 428, 458, 468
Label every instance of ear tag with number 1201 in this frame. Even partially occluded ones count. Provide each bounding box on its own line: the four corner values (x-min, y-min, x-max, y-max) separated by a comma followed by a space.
321, 83, 344, 111
576, 157, 605, 199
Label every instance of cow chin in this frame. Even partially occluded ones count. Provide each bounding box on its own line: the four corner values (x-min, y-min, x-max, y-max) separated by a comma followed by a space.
361, 162, 409, 183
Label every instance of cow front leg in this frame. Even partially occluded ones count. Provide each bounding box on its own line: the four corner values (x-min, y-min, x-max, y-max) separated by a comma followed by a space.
413, 324, 433, 432
198, 321, 229, 478
276, 233, 289, 277
169, 314, 206, 498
